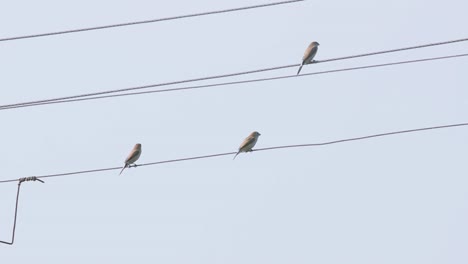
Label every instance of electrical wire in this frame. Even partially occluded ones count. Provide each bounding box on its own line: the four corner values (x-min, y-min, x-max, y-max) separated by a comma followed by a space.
0, 122, 466, 184
1, 37, 467, 110
0, 0, 304, 43
315, 37, 468, 64
1, 53, 467, 111
0, 177, 44, 246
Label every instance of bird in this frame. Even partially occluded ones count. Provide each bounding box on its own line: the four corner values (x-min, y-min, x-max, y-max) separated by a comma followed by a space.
297, 41, 320, 75
233, 131, 261, 160
119, 143, 142, 175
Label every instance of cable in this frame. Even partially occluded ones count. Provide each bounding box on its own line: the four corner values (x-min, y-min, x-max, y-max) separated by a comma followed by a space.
1, 123, 464, 244
0, 177, 44, 246
1, 37, 467, 110
0, 0, 304, 43
0, 64, 297, 109
0, 122, 466, 184
315, 37, 468, 64
1, 53, 467, 111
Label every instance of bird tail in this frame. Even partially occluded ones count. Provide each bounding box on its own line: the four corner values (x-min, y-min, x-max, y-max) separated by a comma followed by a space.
296, 64, 303, 75
233, 151, 240, 160
119, 165, 128, 175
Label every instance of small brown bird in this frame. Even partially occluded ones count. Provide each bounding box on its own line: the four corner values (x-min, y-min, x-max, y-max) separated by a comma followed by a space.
119, 144, 142, 175
233, 131, 261, 160
297, 41, 320, 75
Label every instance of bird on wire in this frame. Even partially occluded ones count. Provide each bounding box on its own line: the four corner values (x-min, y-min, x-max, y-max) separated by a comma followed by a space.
119, 144, 142, 175
233, 131, 261, 160
297, 41, 320, 75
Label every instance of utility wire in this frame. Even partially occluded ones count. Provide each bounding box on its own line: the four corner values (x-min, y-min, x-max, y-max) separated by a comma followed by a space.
315, 37, 468, 63
0, 122, 466, 184
1, 53, 467, 111
0, 37, 467, 110
1, 123, 463, 245
0, 0, 304, 43
0, 177, 44, 246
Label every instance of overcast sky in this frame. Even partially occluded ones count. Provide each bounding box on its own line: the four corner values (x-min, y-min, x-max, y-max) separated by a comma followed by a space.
1, 0, 468, 263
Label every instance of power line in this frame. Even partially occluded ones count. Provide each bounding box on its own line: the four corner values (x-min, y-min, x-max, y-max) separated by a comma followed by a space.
1, 124, 463, 246
1, 37, 467, 110
0, 122, 466, 184
1, 123, 465, 245
0, 177, 44, 246
1, 53, 467, 111
315, 37, 468, 64
0, 0, 304, 43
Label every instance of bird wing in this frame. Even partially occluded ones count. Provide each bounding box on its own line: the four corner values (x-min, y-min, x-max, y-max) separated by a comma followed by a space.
239, 135, 257, 151
125, 149, 141, 164
303, 45, 318, 63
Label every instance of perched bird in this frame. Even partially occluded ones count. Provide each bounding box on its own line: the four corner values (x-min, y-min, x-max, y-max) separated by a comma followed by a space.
297, 41, 320, 75
119, 143, 142, 175
233, 131, 261, 160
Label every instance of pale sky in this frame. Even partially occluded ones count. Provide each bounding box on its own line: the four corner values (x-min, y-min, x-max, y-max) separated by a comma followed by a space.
1, 0, 468, 263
